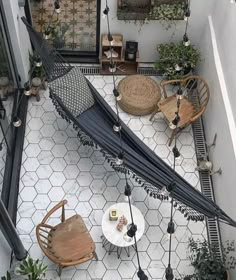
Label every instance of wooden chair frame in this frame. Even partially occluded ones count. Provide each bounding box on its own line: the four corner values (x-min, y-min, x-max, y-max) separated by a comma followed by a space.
36, 200, 97, 275
150, 75, 210, 146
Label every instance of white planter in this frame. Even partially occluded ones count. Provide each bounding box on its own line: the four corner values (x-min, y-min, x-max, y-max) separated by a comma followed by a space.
32, 77, 42, 87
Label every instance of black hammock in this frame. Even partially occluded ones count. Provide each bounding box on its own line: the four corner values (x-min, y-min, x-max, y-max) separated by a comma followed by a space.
21, 17, 236, 227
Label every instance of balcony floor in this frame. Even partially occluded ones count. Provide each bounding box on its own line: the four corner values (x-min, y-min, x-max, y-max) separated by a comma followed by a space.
17, 75, 206, 279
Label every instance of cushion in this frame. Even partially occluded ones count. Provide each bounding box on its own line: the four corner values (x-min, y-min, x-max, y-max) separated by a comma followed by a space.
49, 67, 95, 117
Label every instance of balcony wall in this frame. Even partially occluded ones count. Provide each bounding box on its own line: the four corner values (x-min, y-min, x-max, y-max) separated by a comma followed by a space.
197, 2, 236, 279
100, 0, 214, 62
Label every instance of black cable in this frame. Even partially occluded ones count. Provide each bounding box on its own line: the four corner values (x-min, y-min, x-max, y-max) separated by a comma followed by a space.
104, 1, 123, 155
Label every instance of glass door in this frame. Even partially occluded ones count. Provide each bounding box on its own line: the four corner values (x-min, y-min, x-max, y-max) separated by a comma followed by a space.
0, 9, 17, 195
28, 0, 100, 62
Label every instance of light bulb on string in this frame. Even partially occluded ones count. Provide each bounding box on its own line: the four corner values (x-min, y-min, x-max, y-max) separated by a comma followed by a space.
123, 223, 137, 242
44, 29, 51, 40
137, 267, 148, 280
35, 56, 42, 67
103, 6, 109, 18
167, 221, 175, 234
24, 83, 31, 96
169, 115, 180, 129
174, 64, 182, 72
113, 121, 121, 132
115, 152, 124, 165
176, 87, 183, 100
124, 183, 132, 201
113, 88, 122, 101
12, 116, 22, 128
183, 33, 191, 46
184, 7, 191, 21
165, 264, 174, 280
109, 62, 116, 73
54, 1, 61, 13
107, 33, 114, 45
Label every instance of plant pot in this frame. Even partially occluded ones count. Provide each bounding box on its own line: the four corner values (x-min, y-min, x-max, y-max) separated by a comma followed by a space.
53, 40, 65, 49
32, 77, 42, 87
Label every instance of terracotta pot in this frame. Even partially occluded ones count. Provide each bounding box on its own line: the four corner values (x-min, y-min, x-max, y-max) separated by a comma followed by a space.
32, 77, 42, 87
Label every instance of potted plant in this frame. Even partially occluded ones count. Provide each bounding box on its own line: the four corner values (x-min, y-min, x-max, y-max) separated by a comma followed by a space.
16, 257, 47, 280
50, 19, 69, 49
154, 42, 200, 80
29, 51, 47, 100
147, 2, 185, 30
1, 271, 11, 280
185, 238, 236, 280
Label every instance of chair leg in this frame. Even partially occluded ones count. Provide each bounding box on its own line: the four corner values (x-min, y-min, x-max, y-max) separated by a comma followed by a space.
93, 251, 98, 261
149, 107, 160, 121
58, 265, 63, 276
169, 129, 177, 146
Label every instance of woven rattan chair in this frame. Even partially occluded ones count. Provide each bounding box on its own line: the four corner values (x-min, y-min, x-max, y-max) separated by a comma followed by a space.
150, 75, 210, 146
36, 200, 97, 275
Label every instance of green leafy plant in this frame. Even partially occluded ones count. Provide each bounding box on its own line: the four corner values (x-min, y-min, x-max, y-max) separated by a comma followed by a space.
1, 271, 11, 280
50, 19, 69, 49
117, 1, 185, 32
29, 51, 46, 79
154, 42, 200, 80
147, 3, 185, 30
186, 238, 236, 280
17, 257, 47, 280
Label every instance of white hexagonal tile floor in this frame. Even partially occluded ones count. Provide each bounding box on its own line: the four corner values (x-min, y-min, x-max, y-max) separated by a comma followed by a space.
17, 75, 206, 279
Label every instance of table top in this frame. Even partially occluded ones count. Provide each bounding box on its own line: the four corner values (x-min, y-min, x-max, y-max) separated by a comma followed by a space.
102, 202, 145, 247
117, 75, 161, 116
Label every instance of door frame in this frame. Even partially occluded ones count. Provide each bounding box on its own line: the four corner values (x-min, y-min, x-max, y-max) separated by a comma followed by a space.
25, 0, 101, 63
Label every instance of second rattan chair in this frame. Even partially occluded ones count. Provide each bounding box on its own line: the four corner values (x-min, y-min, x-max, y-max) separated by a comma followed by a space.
36, 200, 97, 275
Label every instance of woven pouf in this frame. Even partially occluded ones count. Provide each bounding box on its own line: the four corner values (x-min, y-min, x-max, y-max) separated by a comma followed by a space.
117, 75, 161, 116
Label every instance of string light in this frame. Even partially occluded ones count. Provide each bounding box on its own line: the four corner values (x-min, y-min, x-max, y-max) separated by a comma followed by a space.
165, 96, 181, 280
12, 116, 22, 128
124, 182, 132, 201
104, 1, 147, 276
54, 1, 61, 13
184, 7, 191, 21
113, 121, 121, 132
44, 29, 51, 40
35, 56, 42, 67
24, 83, 31, 96
113, 88, 122, 101
169, 114, 180, 129
176, 87, 184, 100
174, 64, 182, 71
102, 6, 109, 18
183, 33, 190, 46
116, 152, 124, 165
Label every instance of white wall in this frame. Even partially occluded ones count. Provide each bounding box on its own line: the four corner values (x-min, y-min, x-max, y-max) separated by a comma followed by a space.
100, 0, 214, 62
2, 0, 31, 84
197, 4, 236, 279
211, 1, 236, 125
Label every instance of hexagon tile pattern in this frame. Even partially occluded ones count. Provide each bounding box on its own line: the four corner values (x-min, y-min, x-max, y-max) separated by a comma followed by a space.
17, 75, 206, 279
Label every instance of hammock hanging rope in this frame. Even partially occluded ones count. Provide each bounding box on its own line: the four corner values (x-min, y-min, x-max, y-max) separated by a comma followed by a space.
21, 16, 236, 227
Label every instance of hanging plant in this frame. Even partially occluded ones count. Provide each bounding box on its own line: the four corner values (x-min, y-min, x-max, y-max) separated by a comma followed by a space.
147, 2, 185, 30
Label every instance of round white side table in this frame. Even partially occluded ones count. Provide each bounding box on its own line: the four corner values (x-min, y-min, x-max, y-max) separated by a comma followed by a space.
101, 202, 145, 258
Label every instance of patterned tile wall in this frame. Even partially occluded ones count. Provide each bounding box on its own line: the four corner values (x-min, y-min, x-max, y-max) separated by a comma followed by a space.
30, 0, 97, 51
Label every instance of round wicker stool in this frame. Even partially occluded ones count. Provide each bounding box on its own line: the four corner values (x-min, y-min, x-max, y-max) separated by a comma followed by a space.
117, 75, 161, 116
